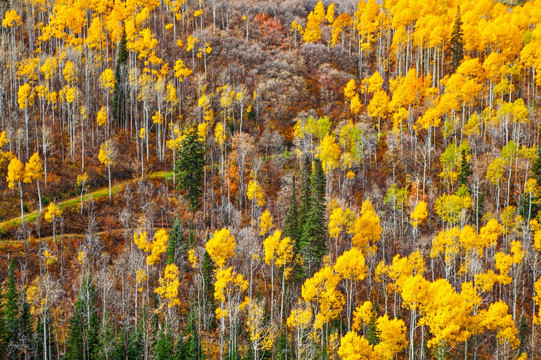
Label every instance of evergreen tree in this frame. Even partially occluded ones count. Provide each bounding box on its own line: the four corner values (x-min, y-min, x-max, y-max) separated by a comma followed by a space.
518, 313, 528, 356
156, 325, 175, 360
168, 218, 184, 265
299, 156, 312, 232
201, 250, 215, 315
276, 328, 289, 360
449, 7, 464, 73
531, 146, 541, 186
2, 259, 18, 358
457, 148, 472, 189
34, 315, 56, 360
94, 309, 119, 360
18, 289, 33, 359
113, 29, 128, 125
283, 176, 300, 244
299, 158, 327, 277
178, 313, 198, 360
65, 272, 99, 360
175, 128, 206, 212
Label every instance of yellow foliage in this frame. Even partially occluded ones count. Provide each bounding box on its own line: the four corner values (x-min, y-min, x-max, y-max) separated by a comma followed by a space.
373, 315, 408, 360
24, 152, 43, 183
259, 209, 274, 236
18, 83, 34, 109
410, 201, 428, 227
352, 199, 382, 254
338, 331, 373, 360
206, 228, 236, 268
174, 59, 192, 81
98, 140, 115, 166
147, 229, 169, 265
6, 157, 24, 190
0, 131, 9, 148
214, 122, 226, 146
44, 203, 62, 222
301, 266, 344, 329
352, 301, 374, 332
334, 247, 367, 281
154, 263, 182, 307
2, 9, 22, 28
247, 177, 265, 207
96, 106, 107, 126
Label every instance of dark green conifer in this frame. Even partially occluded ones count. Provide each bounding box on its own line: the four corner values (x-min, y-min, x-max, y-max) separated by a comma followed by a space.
457, 148, 472, 189
113, 29, 128, 125
2, 259, 18, 358
175, 128, 206, 212
156, 325, 174, 360
450, 7, 464, 73
299, 158, 327, 277
65, 272, 99, 360
283, 176, 300, 244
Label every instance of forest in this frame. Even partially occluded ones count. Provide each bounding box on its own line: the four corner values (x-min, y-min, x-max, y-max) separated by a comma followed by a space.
0, 0, 541, 359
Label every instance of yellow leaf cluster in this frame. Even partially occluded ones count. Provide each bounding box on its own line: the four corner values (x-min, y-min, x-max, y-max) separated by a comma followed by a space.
206, 228, 236, 268
259, 209, 274, 236
352, 199, 382, 254
247, 177, 265, 207
154, 263, 182, 307
44, 203, 62, 222
410, 201, 428, 227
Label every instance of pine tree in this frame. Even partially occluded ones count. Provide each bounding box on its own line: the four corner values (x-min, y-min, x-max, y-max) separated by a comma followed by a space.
299, 158, 327, 277
156, 325, 175, 360
113, 29, 128, 125
178, 313, 198, 360
531, 146, 541, 186
168, 218, 184, 265
518, 313, 528, 356
201, 250, 215, 313
457, 148, 472, 189
65, 273, 99, 360
283, 176, 300, 244
175, 128, 206, 212
94, 309, 119, 360
299, 156, 312, 232
18, 289, 33, 359
449, 7, 464, 73
528, 146, 541, 219
2, 259, 18, 358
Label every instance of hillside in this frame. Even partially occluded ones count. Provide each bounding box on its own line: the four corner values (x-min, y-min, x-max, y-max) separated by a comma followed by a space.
0, 0, 541, 359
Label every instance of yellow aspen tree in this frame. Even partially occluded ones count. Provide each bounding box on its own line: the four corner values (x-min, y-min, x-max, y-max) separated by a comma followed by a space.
44, 202, 62, 244
334, 247, 367, 330
76, 172, 88, 214
258, 209, 274, 236
301, 266, 345, 330
206, 228, 236, 268
247, 174, 266, 214
373, 314, 408, 360
98, 140, 116, 201
303, 1, 326, 43
154, 263, 182, 309
214, 266, 249, 360
352, 199, 382, 256
7, 157, 25, 220
287, 306, 313, 359
338, 331, 374, 360
24, 152, 44, 213
410, 200, 428, 228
